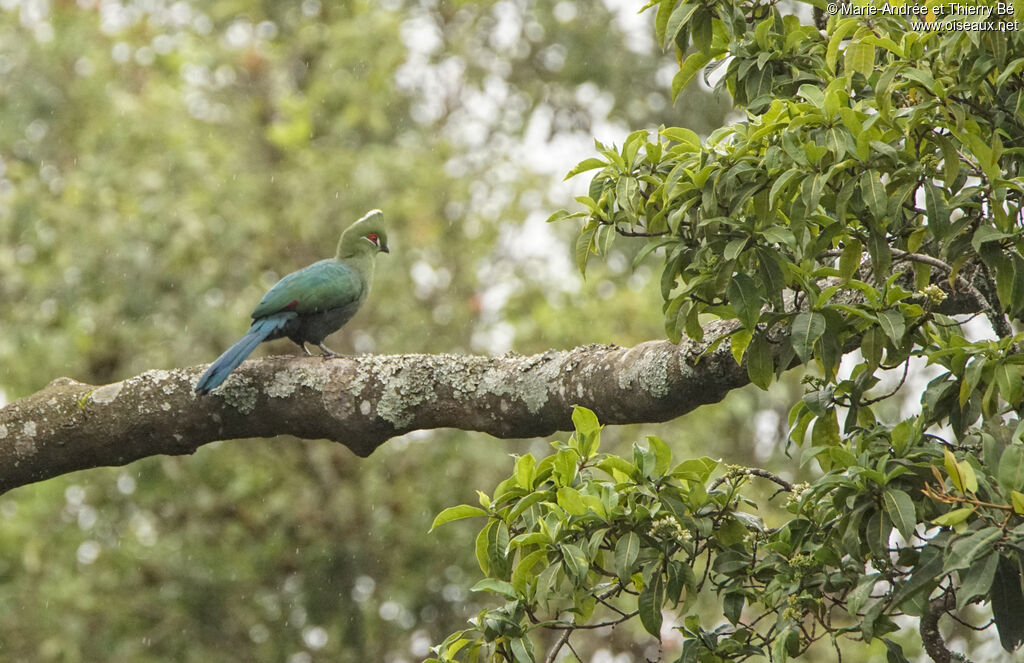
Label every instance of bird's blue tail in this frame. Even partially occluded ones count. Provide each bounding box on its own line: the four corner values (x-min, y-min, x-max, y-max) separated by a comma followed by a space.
195, 315, 292, 394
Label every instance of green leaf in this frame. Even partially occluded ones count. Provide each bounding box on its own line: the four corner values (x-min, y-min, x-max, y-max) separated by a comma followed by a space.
690, 9, 712, 55
999, 445, 1024, 495
572, 406, 601, 437
553, 449, 579, 486
1012, 491, 1024, 514
972, 225, 1011, 252
663, 3, 698, 49
861, 171, 888, 220
647, 435, 672, 475
992, 556, 1024, 651
511, 549, 548, 594
661, 126, 700, 148
844, 38, 874, 78
773, 625, 800, 663
654, 0, 674, 45
475, 522, 493, 575
632, 238, 676, 270
826, 19, 859, 73
561, 543, 590, 586
575, 225, 596, 276
890, 419, 915, 455
634, 442, 656, 478
671, 456, 718, 482
839, 239, 862, 279
598, 455, 636, 481
514, 453, 536, 490
791, 311, 826, 363
672, 51, 712, 101
746, 332, 773, 389
723, 592, 744, 625
731, 328, 752, 365
557, 486, 590, 517
878, 309, 905, 345
744, 66, 773, 106
622, 130, 648, 166
638, 572, 665, 638
867, 229, 891, 283
510, 531, 551, 548
485, 520, 512, 579
811, 408, 840, 448
728, 273, 763, 329
803, 388, 831, 417
761, 225, 795, 247
594, 222, 616, 256
866, 509, 892, 560
614, 532, 640, 581
882, 638, 910, 663
471, 578, 518, 598
903, 67, 936, 94
430, 505, 488, 532
957, 550, 999, 610
565, 157, 607, 179
934, 134, 961, 189
943, 527, 1002, 572
959, 460, 977, 493
882, 489, 916, 540
724, 237, 747, 261
890, 543, 942, 607
757, 248, 786, 306
615, 176, 639, 212
932, 506, 974, 527
509, 637, 533, 663
847, 573, 879, 615
944, 449, 963, 493
996, 56, 1024, 87
797, 84, 824, 108
769, 168, 803, 208
924, 183, 950, 240
545, 208, 572, 223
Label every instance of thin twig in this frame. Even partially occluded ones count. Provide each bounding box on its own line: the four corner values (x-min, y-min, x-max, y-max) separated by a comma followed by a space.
890, 248, 953, 272
710, 467, 794, 492
820, 246, 1000, 330
545, 629, 572, 663
862, 357, 911, 405
614, 225, 670, 237
544, 582, 631, 662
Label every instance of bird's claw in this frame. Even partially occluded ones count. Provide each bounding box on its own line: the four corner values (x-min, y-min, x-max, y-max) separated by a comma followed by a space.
318, 343, 344, 360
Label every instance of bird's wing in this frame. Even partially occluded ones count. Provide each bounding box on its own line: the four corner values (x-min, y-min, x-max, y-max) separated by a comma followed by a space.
251, 259, 365, 319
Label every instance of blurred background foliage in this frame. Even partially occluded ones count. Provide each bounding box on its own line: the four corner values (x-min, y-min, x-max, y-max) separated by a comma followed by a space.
0, 0, 823, 661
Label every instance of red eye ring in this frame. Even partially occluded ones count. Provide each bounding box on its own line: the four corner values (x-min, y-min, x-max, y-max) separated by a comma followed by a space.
367, 233, 379, 243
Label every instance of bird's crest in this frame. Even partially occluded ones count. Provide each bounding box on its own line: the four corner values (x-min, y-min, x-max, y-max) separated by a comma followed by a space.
338, 209, 389, 257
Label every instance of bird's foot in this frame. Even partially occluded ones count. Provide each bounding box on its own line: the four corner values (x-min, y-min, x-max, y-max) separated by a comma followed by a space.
318, 343, 348, 360
297, 342, 314, 357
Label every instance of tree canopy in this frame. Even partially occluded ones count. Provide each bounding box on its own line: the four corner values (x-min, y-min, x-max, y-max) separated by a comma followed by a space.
429, 1, 1024, 661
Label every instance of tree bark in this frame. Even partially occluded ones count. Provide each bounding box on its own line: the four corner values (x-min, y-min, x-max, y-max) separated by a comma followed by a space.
0, 319, 749, 494
920, 593, 970, 663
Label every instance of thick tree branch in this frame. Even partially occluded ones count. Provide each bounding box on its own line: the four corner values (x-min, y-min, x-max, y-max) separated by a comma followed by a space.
0, 322, 752, 495
920, 592, 971, 663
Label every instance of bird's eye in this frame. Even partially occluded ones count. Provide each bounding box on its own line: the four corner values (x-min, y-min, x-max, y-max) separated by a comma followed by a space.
367, 233, 379, 244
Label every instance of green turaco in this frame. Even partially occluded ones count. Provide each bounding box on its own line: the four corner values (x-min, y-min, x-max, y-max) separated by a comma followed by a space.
195, 209, 389, 394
